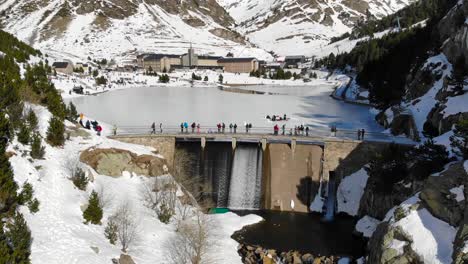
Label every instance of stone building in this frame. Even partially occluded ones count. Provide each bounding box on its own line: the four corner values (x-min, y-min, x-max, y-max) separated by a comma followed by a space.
284, 55, 305, 68
52, 61, 74, 74
217, 57, 259, 73
198, 55, 222, 69
181, 47, 198, 68
137, 54, 181, 72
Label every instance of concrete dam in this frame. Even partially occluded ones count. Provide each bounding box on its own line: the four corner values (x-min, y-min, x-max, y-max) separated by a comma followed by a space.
111, 134, 395, 213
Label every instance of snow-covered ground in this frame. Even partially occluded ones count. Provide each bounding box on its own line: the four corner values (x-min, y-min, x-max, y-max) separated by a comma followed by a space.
336, 168, 369, 216
8, 105, 262, 264
380, 195, 457, 264
54, 69, 323, 99
218, 0, 415, 56
404, 54, 453, 137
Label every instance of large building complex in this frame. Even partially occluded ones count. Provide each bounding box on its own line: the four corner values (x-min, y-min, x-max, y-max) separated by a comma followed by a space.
136, 48, 258, 73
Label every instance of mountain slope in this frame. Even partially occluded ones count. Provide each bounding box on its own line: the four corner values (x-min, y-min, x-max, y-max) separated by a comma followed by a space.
218, 0, 417, 56
0, 0, 271, 62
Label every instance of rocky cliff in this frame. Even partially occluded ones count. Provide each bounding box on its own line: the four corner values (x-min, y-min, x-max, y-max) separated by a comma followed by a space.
378, 1, 468, 140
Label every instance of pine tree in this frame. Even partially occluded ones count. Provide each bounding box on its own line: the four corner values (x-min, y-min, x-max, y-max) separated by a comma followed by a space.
66, 102, 78, 122
18, 183, 33, 206
450, 119, 468, 159
28, 198, 40, 214
6, 213, 32, 264
0, 113, 10, 141
30, 133, 45, 159
45, 90, 66, 120
71, 167, 88, 191
17, 123, 30, 145
104, 218, 118, 245
218, 74, 223, 84
203, 76, 208, 82
46, 116, 65, 147
26, 109, 38, 131
83, 191, 103, 225
0, 222, 11, 263
0, 142, 18, 213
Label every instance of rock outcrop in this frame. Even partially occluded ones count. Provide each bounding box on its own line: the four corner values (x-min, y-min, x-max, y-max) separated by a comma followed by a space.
368, 223, 423, 264
236, 244, 343, 264
80, 147, 168, 177
420, 162, 466, 226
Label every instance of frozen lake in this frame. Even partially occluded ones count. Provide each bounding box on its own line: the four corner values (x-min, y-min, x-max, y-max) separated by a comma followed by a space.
69, 84, 383, 133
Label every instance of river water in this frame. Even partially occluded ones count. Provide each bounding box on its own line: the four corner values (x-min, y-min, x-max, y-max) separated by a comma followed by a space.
69, 84, 383, 133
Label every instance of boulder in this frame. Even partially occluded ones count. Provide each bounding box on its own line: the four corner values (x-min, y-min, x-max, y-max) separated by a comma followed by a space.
80, 147, 168, 177
420, 162, 466, 226
119, 254, 136, 264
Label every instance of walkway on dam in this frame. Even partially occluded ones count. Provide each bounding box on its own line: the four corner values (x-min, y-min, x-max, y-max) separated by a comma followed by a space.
110, 125, 416, 145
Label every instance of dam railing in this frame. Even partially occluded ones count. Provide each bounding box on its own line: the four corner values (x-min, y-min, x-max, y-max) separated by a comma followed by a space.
109, 125, 415, 145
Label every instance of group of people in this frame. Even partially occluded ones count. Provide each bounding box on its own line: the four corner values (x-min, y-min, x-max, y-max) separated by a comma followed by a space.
357, 129, 366, 140
79, 113, 103, 136
266, 114, 288, 122
273, 124, 310, 136
151, 122, 163, 134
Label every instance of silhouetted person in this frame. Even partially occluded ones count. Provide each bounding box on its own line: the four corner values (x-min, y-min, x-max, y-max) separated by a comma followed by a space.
282, 124, 286, 135
180, 123, 184, 133
357, 129, 361, 140
234, 123, 237, 133
159, 123, 163, 133
306, 126, 309, 136
361, 129, 366, 140
151, 122, 156, 134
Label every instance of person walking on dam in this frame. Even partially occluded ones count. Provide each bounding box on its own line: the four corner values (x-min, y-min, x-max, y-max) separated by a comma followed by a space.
151, 122, 156, 134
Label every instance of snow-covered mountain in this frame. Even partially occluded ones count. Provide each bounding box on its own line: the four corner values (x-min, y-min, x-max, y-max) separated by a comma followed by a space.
218, 0, 417, 56
0, 0, 415, 61
0, 0, 271, 62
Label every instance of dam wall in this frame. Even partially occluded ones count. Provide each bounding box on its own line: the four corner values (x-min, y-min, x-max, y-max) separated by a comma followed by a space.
110, 135, 402, 213
264, 144, 323, 212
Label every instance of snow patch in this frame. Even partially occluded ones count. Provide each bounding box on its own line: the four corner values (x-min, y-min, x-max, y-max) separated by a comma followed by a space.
355, 215, 380, 238
450, 185, 465, 202
337, 168, 369, 216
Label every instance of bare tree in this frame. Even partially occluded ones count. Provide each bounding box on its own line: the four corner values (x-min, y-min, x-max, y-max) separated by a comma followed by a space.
63, 155, 89, 190
112, 200, 139, 252
97, 185, 114, 209
63, 155, 82, 177
166, 211, 214, 264
142, 177, 177, 223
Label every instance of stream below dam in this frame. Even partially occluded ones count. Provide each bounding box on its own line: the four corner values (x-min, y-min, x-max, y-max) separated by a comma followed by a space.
232, 210, 366, 258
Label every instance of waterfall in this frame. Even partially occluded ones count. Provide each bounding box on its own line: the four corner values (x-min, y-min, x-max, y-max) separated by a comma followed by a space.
323, 175, 336, 222
228, 145, 263, 210
201, 144, 232, 208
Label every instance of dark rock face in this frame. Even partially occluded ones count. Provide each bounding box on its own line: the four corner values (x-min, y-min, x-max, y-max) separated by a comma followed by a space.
420, 162, 466, 226
452, 162, 468, 264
